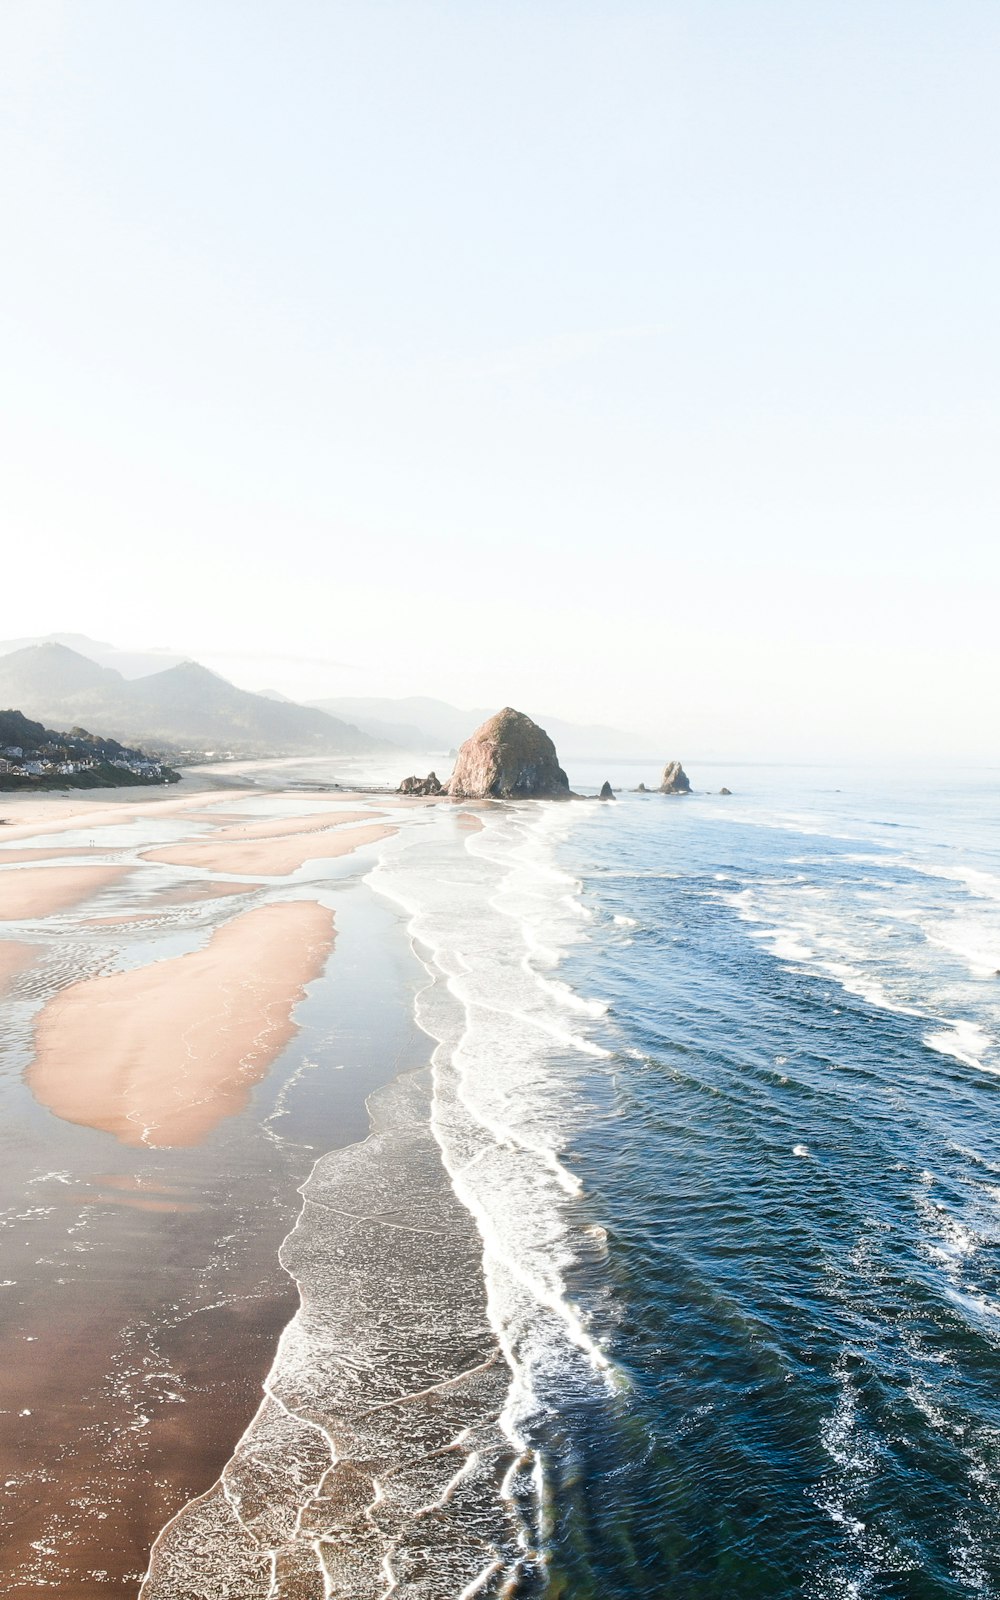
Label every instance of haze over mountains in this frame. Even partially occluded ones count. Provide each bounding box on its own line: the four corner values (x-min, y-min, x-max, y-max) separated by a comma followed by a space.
0, 635, 646, 762
310, 696, 646, 759
0, 632, 186, 680
0, 644, 377, 759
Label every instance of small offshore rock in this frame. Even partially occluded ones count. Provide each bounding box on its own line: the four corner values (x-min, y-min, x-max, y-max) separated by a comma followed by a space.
659, 760, 692, 795
598, 781, 615, 801
719, 786, 732, 795
447, 708, 570, 800
398, 771, 442, 796
634, 782, 647, 792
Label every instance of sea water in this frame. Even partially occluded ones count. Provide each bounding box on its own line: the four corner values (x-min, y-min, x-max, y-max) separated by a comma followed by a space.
146, 765, 1000, 1597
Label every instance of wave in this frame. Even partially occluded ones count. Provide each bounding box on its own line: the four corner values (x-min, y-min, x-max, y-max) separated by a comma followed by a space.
141, 800, 613, 1597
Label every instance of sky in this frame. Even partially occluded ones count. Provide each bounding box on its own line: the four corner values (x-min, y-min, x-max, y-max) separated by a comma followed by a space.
1, 0, 997, 761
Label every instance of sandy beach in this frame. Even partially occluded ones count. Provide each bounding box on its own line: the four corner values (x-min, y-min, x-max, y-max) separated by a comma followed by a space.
142, 817, 396, 877
31, 899, 336, 1146
0, 862, 130, 920
0, 768, 431, 1597
0, 783, 242, 842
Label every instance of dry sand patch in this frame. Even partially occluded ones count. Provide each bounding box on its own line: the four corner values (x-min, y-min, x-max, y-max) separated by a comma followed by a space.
141, 820, 396, 877
198, 808, 380, 843
0, 865, 130, 921
29, 900, 335, 1147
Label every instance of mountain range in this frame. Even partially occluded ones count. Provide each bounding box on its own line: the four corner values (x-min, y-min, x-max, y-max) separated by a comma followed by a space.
0, 644, 378, 759
0, 635, 647, 762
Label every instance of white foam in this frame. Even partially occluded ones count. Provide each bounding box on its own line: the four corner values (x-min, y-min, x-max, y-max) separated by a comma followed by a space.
924, 1020, 999, 1076
371, 802, 622, 1544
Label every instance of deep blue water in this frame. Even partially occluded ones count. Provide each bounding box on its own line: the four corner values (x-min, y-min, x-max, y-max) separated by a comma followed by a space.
537, 769, 1000, 1599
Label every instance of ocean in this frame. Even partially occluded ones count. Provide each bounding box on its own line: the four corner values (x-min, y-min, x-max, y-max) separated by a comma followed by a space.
140, 761, 1000, 1598
5, 761, 998, 1597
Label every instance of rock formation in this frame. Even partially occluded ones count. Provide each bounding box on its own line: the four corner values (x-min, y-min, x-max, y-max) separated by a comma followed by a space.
659, 761, 691, 795
447, 708, 569, 800
635, 782, 648, 792
719, 786, 732, 795
598, 781, 615, 800
398, 771, 442, 796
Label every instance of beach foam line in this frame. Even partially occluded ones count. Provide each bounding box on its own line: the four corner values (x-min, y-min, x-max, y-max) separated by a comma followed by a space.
139, 1069, 526, 1599
372, 804, 623, 1549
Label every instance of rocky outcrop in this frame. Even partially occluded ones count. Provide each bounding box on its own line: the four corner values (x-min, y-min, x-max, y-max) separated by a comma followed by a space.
447, 708, 569, 800
598, 781, 615, 800
659, 761, 691, 795
398, 771, 442, 796
634, 782, 648, 792
719, 786, 732, 796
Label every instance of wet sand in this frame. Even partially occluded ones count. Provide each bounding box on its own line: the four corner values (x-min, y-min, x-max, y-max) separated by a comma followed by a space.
0, 771, 432, 1596
84, 880, 264, 924
195, 808, 378, 843
0, 863, 130, 920
0, 784, 241, 843
457, 810, 486, 832
0, 938, 36, 993
30, 900, 336, 1146
142, 819, 396, 877
0, 1162, 304, 1599
0, 844, 111, 862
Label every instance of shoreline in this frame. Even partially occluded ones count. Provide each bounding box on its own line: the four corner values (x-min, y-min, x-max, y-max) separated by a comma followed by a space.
0, 775, 427, 1596
0, 767, 592, 1595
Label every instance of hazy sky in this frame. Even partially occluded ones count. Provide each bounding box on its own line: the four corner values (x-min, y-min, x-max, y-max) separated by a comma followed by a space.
2, 1, 997, 760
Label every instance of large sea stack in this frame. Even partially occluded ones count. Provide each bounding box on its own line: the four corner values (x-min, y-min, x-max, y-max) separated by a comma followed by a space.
660, 760, 692, 795
447, 708, 570, 799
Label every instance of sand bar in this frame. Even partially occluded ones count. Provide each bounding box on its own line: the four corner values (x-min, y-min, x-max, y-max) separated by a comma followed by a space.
196, 808, 379, 843
142, 820, 396, 877
30, 899, 335, 1147
0, 787, 242, 844
0, 845, 112, 863
0, 865, 129, 921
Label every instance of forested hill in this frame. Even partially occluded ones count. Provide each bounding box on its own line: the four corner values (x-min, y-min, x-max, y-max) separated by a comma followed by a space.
0, 708, 179, 790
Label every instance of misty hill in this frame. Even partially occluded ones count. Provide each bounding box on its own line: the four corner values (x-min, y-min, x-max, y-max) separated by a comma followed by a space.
0, 645, 380, 760
0, 631, 186, 680
310, 695, 647, 759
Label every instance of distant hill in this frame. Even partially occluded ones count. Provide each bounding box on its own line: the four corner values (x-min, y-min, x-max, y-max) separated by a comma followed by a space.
0, 645, 382, 760
309, 695, 648, 759
0, 631, 185, 679
0, 708, 179, 790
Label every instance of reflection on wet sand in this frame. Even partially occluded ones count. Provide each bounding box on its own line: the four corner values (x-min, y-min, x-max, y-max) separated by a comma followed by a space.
0, 863, 130, 920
